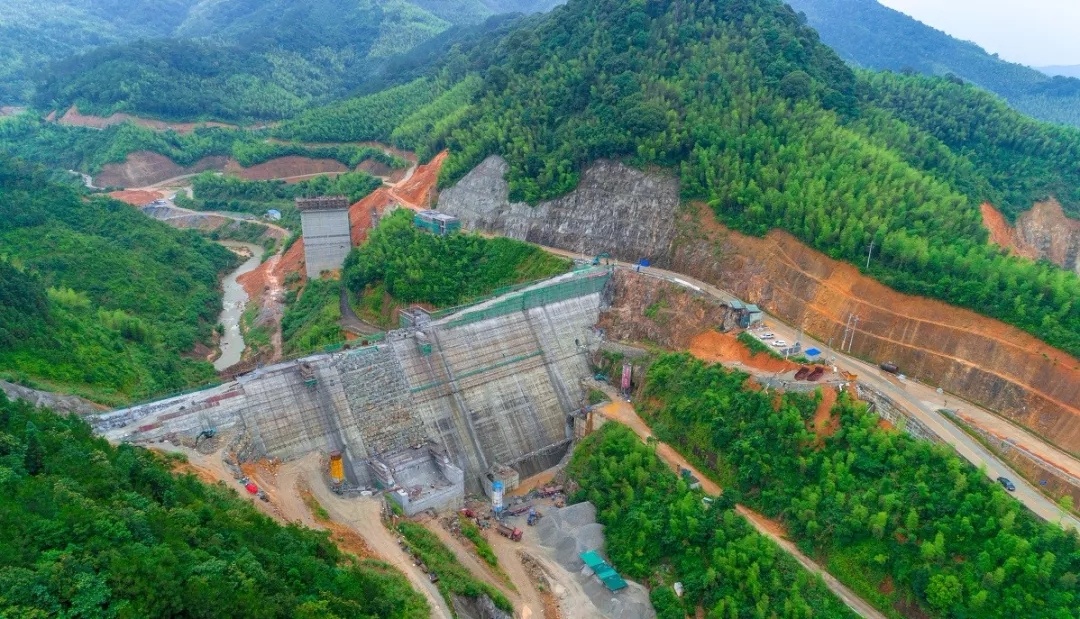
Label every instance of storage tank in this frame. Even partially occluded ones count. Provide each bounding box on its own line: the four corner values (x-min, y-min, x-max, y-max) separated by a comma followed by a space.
329, 451, 345, 485
492, 480, 504, 514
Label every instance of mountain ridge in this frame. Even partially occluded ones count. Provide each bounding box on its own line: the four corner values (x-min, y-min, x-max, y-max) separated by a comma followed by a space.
786, 0, 1080, 127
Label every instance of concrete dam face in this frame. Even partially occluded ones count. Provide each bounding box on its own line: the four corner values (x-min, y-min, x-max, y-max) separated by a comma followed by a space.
94, 269, 610, 502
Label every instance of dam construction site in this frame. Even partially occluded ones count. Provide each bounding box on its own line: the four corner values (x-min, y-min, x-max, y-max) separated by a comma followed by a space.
95, 267, 610, 512
75, 142, 1080, 619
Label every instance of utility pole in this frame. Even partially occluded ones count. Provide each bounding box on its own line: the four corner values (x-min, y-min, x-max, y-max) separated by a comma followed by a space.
866, 239, 875, 270
847, 315, 860, 353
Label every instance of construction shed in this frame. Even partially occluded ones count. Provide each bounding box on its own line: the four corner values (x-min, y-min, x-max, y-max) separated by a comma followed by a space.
580, 550, 628, 592
414, 210, 461, 236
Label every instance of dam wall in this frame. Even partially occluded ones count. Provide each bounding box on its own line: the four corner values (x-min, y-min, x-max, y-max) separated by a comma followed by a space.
94, 268, 610, 494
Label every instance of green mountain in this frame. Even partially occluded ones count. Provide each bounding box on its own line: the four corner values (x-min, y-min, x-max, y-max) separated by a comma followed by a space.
0, 156, 237, 404
785, 0, 1080, 127
0, 393, 429, 618
9, 0, 565, 121
284, 0, 1080, 358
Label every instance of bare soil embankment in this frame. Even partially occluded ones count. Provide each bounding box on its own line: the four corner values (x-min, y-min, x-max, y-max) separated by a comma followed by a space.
95, 147, 408, 189
671, 203, 1080, 453
95, 152, 229, 188
57, 106, 238, 133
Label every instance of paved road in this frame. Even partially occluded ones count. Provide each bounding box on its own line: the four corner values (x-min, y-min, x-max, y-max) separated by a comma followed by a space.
543, 247, 1080, 531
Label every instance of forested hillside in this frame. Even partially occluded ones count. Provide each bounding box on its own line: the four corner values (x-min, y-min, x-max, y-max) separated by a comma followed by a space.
19, 0, 562, 121
0, 394, 429, 618
0, 0, 198, 103
317, 0, 1078, 356
344, 209, 571, 308
638, 354, 1080, 618
0, 156, 236, 404
786, 0, 1080, 127
568, 424, 858, 618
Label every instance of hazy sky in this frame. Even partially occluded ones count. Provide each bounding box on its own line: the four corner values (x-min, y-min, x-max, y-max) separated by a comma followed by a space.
878, 0, 1080, 67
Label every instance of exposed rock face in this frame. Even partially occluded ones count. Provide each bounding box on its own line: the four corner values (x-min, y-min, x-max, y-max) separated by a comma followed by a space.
1, 380, 102, 416
440, 161, 1080, 454
438, 156, 679, 265
598, 270, 739, 349
1014, 200, 1080, 274
451, 594, 513, 619
981, 200, 1080, 274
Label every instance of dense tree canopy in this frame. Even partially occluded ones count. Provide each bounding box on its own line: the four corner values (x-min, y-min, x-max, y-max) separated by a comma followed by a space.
0, 394, 429, 618
788, 0, 1080, 128
568, 424, 859, 618
0, 156, 236, 403
343, 209, 571, 308
638, 353, 1080, 617
335, 0, 1080, 356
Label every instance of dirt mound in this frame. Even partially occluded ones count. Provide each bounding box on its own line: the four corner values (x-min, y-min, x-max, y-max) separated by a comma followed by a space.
689, 331, 800, 374
57, 106, 236, 134
107, 189, 164, 206
672, 203, 1080, 453
393, 150, 448, 208
597, 269, 737, 349
349, 188, 396, 246
94, 151, 228, 188
226, 156, 348, 181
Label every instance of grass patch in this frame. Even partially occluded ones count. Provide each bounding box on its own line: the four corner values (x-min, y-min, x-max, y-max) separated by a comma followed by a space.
302, 490, 331, 522
458, 516, 498, 568
587, 388, 609, 405
396, 521, 513, 615
737, 331, 783, 359
825, 543, 904, 619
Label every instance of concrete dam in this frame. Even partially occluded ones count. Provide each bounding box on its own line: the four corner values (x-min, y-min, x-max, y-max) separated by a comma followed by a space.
93, 268, 610, 512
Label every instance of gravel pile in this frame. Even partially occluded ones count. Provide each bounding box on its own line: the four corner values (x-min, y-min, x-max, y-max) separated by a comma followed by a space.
534, 502, 655, 619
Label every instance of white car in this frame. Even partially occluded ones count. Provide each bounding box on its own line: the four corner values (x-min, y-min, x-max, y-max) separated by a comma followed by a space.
760, 333, 775, 340
772, 340, 787, 347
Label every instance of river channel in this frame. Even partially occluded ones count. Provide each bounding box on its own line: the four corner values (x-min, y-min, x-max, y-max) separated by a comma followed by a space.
214, 241, 265, 371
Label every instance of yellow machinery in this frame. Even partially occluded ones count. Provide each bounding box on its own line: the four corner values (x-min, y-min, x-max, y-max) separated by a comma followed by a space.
329, 451, 345, 486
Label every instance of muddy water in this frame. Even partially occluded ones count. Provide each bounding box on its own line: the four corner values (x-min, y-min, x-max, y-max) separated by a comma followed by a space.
215, 241, 265, 371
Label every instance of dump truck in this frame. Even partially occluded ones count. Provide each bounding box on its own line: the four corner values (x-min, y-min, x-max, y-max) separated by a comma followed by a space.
506, 503, 533, 517
496, 523, 523, 541
539, 485, 563, 497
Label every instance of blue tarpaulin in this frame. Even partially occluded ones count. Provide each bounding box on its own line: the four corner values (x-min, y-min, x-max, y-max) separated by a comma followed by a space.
805, 348, 821, 357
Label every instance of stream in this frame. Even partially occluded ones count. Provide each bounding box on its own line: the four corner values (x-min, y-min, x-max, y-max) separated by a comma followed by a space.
214, 241, 266, 371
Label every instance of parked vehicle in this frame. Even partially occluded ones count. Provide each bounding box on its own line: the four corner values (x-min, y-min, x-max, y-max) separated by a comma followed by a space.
772, 340, 786, 347
997, 476, 1016, 492
527, 507, 541, 526
506, 503, 532, 516
761, 333, 775, 339
496, 523, 523, 541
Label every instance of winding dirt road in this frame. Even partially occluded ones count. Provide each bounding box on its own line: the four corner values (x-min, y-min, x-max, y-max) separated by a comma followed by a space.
595, 398, 887, 619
